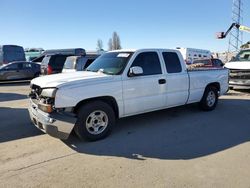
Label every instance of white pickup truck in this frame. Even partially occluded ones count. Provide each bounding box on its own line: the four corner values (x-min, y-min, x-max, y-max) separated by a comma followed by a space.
28, 49, 229, 141
224, 48, 250, 89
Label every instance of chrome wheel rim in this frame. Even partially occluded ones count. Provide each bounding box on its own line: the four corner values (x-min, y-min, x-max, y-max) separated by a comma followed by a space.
206, 91, 216, 107
85, 110, 108, 135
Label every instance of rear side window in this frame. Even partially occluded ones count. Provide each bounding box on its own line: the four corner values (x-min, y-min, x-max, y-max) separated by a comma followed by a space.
49, 55, 68, 69
131, 52, 162, 76
162, 52, 182, 73
5, 63, 19, 70
23, 63, 32, 69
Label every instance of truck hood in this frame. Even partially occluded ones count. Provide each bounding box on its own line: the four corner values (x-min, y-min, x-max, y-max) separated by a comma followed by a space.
31, 71, 113, 88
225, 61, 250, 70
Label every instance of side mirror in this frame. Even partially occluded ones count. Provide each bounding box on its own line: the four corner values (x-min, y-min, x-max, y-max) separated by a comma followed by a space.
129, 66, 143, 77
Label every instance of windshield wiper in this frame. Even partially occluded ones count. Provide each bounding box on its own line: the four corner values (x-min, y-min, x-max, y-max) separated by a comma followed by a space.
85, 69, 97, 72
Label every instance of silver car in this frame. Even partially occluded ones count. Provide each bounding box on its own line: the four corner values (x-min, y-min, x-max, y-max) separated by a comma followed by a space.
0, 61, 40, 81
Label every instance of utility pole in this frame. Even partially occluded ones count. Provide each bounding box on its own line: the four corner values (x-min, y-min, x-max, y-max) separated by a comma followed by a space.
228, 0, 243, 53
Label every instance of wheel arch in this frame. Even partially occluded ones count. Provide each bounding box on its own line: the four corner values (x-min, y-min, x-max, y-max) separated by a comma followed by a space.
205, 82, 221, 93
73, 96, 119, 119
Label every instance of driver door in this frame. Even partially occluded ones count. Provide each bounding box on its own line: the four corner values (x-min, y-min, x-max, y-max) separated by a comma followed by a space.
122, 51, 167, 116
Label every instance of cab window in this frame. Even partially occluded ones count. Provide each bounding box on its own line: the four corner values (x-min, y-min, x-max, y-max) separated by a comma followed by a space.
162, 52, 182, 73
130, 52, 162, 76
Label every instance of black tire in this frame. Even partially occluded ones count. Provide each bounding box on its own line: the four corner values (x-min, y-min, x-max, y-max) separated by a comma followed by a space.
74, 101, 115, 141
199, 86, 218, 111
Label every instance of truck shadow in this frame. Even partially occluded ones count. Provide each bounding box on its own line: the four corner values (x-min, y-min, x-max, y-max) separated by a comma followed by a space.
0, 93, 27, 102
64, 98, 250, 160
0, 80, 30, 86
0, 107, 43, 143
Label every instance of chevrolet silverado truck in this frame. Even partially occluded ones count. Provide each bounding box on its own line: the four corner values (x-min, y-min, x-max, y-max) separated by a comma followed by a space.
224, 48, 250, 89
28, 49, 229, 141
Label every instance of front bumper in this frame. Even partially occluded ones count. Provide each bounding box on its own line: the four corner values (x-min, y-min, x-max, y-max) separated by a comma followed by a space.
229, 69, 250, 89
28, 99, 76, 140
229, 79, 250, 89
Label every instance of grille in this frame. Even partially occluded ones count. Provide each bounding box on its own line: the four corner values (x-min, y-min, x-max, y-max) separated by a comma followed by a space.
229, 69, 250, 79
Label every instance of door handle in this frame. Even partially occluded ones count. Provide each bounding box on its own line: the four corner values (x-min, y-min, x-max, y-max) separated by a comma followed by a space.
158, 79, 166, 84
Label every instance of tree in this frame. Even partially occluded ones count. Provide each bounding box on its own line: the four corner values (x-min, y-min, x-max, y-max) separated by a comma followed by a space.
108, 31, 122, 50
96, 39, 103, 51
108, 38, 113, 51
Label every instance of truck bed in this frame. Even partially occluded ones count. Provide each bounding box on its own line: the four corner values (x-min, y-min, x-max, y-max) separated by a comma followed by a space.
187, 67, 229, 103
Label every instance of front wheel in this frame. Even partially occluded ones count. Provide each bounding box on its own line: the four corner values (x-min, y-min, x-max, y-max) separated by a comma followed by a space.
74, 101, 115, 141
199, 86, 218, 111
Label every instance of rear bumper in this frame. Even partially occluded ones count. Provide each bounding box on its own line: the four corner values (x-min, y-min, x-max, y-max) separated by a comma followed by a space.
28, 99, 76, 140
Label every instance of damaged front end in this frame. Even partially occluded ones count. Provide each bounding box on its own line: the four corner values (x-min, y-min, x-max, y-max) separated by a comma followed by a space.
28, 84, 76, 140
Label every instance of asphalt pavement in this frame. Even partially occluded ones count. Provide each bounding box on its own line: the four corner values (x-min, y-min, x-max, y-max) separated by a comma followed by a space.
0, 83, 250, 188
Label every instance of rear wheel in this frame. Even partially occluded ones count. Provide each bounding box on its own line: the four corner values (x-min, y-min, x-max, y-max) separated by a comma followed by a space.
199, 86, 218, 111
74, 101, 115, 141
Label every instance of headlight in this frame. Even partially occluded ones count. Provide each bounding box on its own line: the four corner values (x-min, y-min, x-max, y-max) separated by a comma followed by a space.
41, 88, 57, 98
38, 103, 53, 113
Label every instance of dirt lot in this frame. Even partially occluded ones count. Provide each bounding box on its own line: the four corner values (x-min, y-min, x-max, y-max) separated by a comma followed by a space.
0, 82, 250, 188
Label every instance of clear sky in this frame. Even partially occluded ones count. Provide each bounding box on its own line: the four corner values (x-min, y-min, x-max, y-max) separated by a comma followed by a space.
1, 0, 250, 52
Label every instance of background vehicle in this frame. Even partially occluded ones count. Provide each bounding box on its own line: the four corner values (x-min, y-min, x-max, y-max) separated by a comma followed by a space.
0, 61, 40, 81
176, 47, 211, 64
216, 23, 250, 89
29, 49, 229, 141
62, 52, 101, 73
25, 48, 44, 61
191, 58, 224, 68
0, 45, 25, 65
224, 49, 250, 89
40, 48, 85, 75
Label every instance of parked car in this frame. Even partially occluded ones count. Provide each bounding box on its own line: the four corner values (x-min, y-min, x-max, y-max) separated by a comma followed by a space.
0, 45, 26, 66
62, 53, 100, 73
28, 48, 229, 141
40, 48, 86, 75
0, 61, 40, 81
191, 58, 224, 68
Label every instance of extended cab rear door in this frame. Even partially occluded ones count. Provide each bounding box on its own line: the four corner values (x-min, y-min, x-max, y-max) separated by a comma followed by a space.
122, 50, 167, 116
160, 50, 189, 107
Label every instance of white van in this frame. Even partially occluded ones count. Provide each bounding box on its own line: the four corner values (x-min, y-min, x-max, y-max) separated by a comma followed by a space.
176, 47, 211, 64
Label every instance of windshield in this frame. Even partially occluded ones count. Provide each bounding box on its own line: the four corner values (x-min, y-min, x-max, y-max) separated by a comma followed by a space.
234, 50, 250, 62
86, 52, 133, 75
